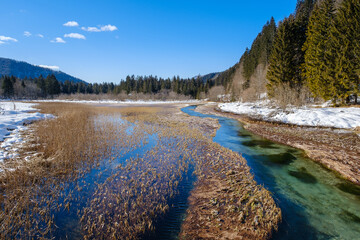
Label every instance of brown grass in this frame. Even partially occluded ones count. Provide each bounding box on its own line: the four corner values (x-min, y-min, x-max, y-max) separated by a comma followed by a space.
0, 102, 281, 239
0, 103, 104, 238
179, 143, 281, 240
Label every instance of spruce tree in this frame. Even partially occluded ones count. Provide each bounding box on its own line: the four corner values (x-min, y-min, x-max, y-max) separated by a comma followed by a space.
37, 75, 47, 97
266, 16, 297, 96
292, 0, 316, 86
2, 76, 14, 98
241, 17, 277, 81
328, 0, 360, 104
303, 0, 335, 100
45, 74, 60, 96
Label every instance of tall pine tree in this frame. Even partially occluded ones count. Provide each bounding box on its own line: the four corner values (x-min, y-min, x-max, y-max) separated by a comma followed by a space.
292, 0, 316, 86
241, 17, 277, 81
266, 16, 297, 96
2, 76, 14, 98
37, 75, 47, 97
303, 0, 335, 100
267, 0, 315, 98
328, 0, 360, 104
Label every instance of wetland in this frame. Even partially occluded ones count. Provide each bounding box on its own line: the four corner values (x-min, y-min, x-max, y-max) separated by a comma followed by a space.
0, 102, 359, 239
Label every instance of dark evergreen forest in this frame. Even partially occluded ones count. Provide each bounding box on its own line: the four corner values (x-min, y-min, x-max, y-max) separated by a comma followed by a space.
0, 74, 223, 99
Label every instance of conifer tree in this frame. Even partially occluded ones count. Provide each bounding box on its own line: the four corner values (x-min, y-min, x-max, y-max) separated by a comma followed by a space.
328, 0, 360, 104
292, 0, 316, 86
2, 76, 14, 98
37, 75, 47, 97
303, 0, 335, 100
241, 17, 276, 81
266, 16, 297, 96
45, 74, 60, 96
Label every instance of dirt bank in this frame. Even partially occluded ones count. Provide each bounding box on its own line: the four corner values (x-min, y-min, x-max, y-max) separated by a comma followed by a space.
195, 103, 360, 185
179, 144, 281, 240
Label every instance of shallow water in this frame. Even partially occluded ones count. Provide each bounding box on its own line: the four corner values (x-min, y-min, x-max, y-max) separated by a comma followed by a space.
182, 105, 360, 240
52, 114, 195, 239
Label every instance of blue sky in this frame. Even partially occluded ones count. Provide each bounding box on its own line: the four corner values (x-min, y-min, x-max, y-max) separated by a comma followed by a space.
0, 0, 297, 83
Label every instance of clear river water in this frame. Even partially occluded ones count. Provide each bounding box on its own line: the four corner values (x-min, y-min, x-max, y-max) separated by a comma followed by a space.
182, 105, 360, 240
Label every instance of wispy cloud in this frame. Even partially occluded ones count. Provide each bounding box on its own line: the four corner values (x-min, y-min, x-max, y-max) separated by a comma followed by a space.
64, 33, 86, 40
37, 34, 44, 38
24, 31, 31, 37
38, 65, 60, 71
101, 24, 118, 31
81, 24, 118, 32
51, 37, 66, 43
81, 26, 101, 32
0, 35, 18, 42
63, 21, 79, 27
0, 41, 5, 44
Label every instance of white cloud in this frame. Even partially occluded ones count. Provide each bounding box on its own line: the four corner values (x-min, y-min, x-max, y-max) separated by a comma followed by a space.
51, 37, 66, 43
24, 31, 31, 37
0, 41, 5, 44
37, 34, 44, 38
81, 26, 101, 32
101, 24, 117, 31
0, 36, 18, 42
63, 21, 79, 27
38, 65, 60, 71
81, 24, 118, 32
64, 33, 86, 40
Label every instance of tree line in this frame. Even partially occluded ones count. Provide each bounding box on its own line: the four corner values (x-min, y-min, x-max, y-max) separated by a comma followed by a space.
1, 74, 219, 99
266, 0, 359, 104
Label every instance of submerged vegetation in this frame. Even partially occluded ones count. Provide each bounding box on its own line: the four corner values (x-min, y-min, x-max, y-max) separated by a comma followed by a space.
0, 103, 281, 239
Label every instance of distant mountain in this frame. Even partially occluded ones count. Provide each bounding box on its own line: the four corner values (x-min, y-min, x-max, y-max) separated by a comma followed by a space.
195, 72, 220, 83
0, 57, 86, 83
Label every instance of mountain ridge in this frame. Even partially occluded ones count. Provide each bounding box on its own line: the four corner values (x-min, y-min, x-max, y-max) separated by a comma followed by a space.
0, 57, 86, 83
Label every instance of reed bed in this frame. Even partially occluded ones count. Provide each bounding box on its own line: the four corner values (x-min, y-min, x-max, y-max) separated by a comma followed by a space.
0, 102, 281, 239
0, 103, 150, 239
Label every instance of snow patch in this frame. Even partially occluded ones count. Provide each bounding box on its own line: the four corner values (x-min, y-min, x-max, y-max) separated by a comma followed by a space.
219, 101, 360, 129
38, 65, 60, 71
36, 99, 203, 104
0, 101, 53, 165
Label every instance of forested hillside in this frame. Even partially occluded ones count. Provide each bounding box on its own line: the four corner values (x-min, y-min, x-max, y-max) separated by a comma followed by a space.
221, 0, 359, 105
0, 57, 85, 83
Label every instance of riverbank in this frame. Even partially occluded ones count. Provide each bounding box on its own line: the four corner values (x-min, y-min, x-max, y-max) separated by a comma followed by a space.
196, 103, 360, 185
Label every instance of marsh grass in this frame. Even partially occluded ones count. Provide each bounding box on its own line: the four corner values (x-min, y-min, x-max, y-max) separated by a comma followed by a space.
0, 102, 281, 239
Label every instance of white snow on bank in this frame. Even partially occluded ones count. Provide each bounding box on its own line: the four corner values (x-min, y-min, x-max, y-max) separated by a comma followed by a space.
0, 102, 52, 164
219, 101, 360, 129
36, 99, 203, 104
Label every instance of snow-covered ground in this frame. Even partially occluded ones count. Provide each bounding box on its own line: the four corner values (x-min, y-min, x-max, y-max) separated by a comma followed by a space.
0, 102, 52, 164
36, 99, 203, 104
219, 101, 360, 129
